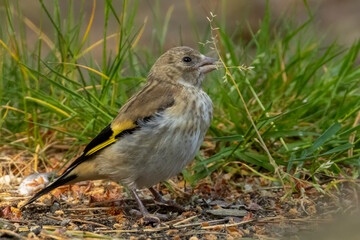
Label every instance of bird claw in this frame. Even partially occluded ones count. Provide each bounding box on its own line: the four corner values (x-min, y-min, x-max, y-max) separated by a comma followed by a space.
155, 199, 185, 212
130, 209, 168, 223
148, 187, 185, 212
142, 214, 161, 223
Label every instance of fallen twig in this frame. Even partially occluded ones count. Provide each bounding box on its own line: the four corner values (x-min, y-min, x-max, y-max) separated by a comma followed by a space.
71, 218, 111, 229
172, 215, 198, 226
0, 229, 28, 240
201, 219, 254, 230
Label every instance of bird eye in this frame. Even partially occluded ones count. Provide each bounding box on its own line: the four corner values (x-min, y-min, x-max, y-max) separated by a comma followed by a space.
182, 57, 192, 62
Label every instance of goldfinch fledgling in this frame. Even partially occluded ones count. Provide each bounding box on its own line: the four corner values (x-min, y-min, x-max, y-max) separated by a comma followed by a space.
21, 46, 218, 222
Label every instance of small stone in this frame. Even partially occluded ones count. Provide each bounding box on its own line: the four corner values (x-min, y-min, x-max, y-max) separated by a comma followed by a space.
30, 225, 42, 235
50, 202, 61, 213
60, 218, 71, 226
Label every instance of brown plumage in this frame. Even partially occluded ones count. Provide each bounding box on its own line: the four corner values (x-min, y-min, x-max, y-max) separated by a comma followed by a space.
21, 46, 218, 223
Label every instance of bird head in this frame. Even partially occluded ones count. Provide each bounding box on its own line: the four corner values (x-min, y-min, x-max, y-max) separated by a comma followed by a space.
148, 46, 218, 87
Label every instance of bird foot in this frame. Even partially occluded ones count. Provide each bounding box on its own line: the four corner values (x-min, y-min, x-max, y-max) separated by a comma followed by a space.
142, 214, 160, 223
154, 199, 185, 212
149, 187, 185, 212
130, 209, 168, 223
142, 213, 169, 223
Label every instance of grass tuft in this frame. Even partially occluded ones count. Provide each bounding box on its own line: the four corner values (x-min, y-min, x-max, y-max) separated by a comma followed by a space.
0, 0, 359, 194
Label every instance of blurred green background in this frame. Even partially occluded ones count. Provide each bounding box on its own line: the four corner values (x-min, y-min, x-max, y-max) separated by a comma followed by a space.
4, 0, 360, 58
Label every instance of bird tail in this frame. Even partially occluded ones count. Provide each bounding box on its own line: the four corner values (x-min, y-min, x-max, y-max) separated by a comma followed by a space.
20, 173, 77, 210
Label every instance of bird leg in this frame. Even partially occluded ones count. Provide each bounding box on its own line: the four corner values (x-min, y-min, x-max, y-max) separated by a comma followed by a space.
149, 186, 184, 212
131, 189, 160, 223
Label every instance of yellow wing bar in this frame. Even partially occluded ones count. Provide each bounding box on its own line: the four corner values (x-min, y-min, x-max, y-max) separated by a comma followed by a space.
85, 120, 136, 156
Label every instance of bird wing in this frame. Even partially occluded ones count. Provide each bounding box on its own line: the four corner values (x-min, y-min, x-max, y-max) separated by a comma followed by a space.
64, 80, 177, 176
21, 81, 177, 209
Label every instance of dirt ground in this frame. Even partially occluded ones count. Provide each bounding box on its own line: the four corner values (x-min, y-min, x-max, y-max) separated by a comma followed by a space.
1, 147, 360, 239
1, 176, 359, 239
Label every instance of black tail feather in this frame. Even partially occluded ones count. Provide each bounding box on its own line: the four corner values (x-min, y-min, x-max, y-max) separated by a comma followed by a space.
20, 174, 77, 210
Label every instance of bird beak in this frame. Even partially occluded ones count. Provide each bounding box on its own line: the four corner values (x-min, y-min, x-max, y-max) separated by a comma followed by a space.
198, 56, 218, 74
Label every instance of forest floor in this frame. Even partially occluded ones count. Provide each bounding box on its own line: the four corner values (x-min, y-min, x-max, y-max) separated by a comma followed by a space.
1, 147, 359, 240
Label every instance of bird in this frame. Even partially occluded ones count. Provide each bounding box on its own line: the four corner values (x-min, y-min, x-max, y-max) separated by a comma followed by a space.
20, 46, 218, 222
